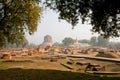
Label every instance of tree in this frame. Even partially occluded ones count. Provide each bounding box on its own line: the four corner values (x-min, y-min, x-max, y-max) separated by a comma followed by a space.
0, 0, 42, 47
44, 0, 120, 38
3, 36, 28, 48
90, 36, 97, 46
97, 35, 109, 47
62, 37, 74, 46
79, 39, 89, 44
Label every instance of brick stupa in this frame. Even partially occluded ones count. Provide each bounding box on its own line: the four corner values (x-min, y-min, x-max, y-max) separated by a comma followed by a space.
42, 35, 53, 47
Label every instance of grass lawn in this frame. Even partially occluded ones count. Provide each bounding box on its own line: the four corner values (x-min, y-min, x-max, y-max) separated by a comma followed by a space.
0, 54, 120, 80
0, 68, 120, 80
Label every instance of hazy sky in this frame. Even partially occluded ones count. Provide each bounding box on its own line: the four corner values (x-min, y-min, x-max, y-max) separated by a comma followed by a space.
26, 10, 120, 45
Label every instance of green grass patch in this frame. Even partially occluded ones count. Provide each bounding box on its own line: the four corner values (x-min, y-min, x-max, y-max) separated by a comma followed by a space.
0, 68, 120, 80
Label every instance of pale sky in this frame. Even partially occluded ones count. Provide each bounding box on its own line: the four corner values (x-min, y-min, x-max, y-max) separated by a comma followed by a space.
26, 10, 120, 45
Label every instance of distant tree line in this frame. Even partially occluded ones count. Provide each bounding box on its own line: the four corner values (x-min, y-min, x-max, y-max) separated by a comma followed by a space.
3, 42, 39, 48
4, 35, 120, 48
54, 36, 120, 48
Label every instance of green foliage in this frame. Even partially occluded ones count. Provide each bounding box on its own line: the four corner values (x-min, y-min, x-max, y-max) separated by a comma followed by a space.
62, 37, 74, 46
0, 0, 42, 47
97, 36, 109, 47
78, 36, 109, 47
50, 48, 55, 52
90, 36, 97, 46
79, 39, 90, 44
44, 0, 120, 38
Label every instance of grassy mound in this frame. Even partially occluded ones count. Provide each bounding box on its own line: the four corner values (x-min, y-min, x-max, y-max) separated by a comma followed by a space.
0, 68, 120, 80
95, 52, 120, 58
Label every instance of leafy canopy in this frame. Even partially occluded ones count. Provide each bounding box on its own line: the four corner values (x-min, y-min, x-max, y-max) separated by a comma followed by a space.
44, 0, 120, 38
0, 0, 42, 47
62, 37, 74, 46
97, 35, 109, 47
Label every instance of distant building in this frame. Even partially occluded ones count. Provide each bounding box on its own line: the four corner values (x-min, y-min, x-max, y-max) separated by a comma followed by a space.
41, 35, 53, 47
70, 37, 90, 48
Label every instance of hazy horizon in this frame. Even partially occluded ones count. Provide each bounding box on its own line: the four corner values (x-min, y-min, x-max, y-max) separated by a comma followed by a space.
26, 10, 120, 45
